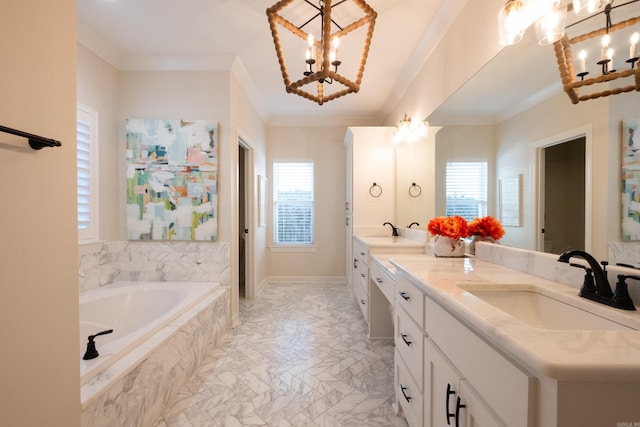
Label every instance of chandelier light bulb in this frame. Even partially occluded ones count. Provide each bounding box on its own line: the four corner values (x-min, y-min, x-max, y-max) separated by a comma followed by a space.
579, 49, 587, 73
631, 32, 639, 59
601, 34, 611, 60
535, 3, 566, 45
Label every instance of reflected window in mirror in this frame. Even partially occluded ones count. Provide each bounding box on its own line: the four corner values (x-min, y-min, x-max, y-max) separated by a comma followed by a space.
446, 161, 488, 222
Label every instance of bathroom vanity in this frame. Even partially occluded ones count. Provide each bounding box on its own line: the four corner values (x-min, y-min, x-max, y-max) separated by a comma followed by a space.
381, 247, 640, 427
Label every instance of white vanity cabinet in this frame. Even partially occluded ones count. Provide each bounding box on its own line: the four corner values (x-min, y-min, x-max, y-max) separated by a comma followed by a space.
352, 237, 369, 322
425, 297, 535, 427
394, 272, 426, 427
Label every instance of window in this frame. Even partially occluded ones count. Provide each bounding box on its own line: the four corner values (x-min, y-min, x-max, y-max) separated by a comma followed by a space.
272, 161, 314, 245
446, 161, 488, 221
77, 105, 99, 243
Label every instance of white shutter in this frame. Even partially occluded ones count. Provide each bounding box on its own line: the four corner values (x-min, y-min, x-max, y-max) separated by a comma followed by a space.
273, 162, 314, 244
446, 161, 488, 221
77, 105, 99, 242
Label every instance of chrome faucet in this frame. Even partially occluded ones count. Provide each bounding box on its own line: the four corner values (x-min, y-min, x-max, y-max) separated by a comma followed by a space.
383, 222, 399, 237
557, 250, 636, 310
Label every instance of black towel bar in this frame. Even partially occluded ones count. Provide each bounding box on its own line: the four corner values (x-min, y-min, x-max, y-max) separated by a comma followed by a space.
0, 124, 62, 150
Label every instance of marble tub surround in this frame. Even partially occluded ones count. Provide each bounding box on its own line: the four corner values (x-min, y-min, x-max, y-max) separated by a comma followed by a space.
389, 253, 640, 381
79, 240, 230, 292
156, 282, 408, 427
81, 286, 229, 427
609, 241, 640, 269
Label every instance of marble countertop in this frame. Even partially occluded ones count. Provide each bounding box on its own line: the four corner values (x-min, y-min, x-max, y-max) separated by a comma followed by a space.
388, 254, 640, 382
354, 234, 424, 249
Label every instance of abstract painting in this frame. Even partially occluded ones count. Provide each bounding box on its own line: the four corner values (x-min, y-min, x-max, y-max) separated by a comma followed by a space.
125, 119, 218, 241
621, 118, 640, 240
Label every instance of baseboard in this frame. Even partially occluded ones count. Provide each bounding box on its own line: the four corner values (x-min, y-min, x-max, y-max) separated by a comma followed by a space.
264, 276, 348, 284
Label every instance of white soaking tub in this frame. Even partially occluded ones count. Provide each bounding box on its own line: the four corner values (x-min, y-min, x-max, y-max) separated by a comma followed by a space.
79, 280, 229, 427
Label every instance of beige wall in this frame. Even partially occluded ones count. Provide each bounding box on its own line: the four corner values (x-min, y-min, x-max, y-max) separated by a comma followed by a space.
77, 44, 121, 244
266, 125, 348, 279
0, 1, 80, 425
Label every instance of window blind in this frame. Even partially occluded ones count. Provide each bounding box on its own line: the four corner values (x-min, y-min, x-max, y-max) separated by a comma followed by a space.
445, 161, 488, 221
77, 106, 98, 242
273, 162, 314, 244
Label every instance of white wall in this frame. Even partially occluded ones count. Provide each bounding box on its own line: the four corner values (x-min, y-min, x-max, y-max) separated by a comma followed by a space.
266, 125, 348, 279
77, 43, 121, 244
0, 1, 80, 425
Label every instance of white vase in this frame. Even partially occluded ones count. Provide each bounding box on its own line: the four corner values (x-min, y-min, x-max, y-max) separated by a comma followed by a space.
467, 235, 496, 255
433, 235, 466, 257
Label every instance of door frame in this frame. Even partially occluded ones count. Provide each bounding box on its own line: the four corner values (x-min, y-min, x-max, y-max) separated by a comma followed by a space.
531, 124, 593, 253
238, 130, 256, 300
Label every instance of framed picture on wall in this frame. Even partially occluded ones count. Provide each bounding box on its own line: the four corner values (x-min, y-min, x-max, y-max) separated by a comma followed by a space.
499, 175, 522, 227
621, 118, 640, 240
125, 119, 219, 241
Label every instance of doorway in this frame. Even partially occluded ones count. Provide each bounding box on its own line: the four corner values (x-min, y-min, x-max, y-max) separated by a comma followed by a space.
534, 127, 591, 254
238, 136, 255, 299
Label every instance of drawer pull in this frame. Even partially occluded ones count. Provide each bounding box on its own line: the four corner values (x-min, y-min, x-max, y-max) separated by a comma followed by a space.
360, 251, 366, 256
446, 383, 456, 425
354, 259, 358, 269
398, 291, 410, 301
455, 396, 466, 427
376, 277, 383, 284
400, 384, 412, 402
400, 333, 412, 346
361, 273, 365, 278
360, 299, 365, 305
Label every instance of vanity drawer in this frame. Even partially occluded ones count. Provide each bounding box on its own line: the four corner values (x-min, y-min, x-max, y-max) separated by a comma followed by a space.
354, 279, 368, 322
370, 260, 394, 304
396, 350, 423, 427
353, 238, 369, 264
395, 304, 424, 391
395, 273, 425, 328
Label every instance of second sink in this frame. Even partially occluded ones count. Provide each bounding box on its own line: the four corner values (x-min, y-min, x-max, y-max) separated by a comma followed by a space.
460, 285, 635, 331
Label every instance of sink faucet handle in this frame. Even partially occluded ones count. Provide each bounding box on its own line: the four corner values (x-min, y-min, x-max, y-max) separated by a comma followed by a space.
570, 263, 597, 295
613, 275, 638, 311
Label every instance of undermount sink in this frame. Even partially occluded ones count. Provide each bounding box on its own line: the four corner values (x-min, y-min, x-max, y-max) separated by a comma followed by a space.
459, 285, 636, 331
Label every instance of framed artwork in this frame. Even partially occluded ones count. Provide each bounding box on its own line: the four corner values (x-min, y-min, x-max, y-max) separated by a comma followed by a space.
621, 118, 640, 240
499, 175, 522, 227
125, 119, 219, 241
258, 174, 267, 228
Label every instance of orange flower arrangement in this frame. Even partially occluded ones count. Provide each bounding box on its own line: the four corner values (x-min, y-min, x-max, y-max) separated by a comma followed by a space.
427, 216, 469, 240
467, 216, 505, 240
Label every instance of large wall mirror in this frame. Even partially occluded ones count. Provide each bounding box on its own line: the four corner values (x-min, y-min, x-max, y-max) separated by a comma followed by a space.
396, 4, 640, 260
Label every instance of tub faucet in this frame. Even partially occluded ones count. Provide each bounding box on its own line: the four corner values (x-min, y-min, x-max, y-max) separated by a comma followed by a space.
557, 250, 636, 310
383, 222, 398, 237
83, 329, 114, 360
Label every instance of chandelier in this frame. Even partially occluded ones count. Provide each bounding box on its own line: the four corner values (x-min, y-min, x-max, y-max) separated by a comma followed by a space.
266, 0, 377, 105
497, 0, 640, 104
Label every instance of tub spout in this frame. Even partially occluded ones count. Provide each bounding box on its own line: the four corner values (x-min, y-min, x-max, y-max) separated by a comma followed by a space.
83, 329, 113, 360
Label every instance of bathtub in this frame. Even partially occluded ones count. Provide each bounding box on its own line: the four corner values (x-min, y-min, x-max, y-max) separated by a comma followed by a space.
80, 280, 229, 427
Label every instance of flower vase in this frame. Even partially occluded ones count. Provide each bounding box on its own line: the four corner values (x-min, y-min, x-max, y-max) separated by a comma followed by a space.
468, 235, 496, 255
433, 235, 466, 257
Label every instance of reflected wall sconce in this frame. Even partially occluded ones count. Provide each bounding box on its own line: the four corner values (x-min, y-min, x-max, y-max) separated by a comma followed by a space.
393, 114, 428, 145
266, 0, 377, 105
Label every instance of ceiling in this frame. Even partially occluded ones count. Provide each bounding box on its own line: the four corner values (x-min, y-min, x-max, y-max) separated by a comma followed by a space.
76, 0, 461, 125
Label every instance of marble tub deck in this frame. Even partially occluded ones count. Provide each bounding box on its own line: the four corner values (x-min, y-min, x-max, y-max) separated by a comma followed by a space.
155, 282, 408, 427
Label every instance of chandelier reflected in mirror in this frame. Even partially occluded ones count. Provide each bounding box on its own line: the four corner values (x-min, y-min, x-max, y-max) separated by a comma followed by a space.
266, 0, 377, 105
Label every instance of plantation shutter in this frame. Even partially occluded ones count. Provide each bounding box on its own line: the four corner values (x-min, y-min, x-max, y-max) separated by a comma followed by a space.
77, 120, 91, 232
446, 161, 488, 221
273, 162, 314, 244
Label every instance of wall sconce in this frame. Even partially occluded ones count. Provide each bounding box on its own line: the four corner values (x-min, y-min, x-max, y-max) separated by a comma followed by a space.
393, 114, 428, 145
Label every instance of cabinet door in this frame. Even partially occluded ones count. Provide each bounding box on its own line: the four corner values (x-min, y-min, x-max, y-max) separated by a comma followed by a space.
425, 339, 463, 427
459, 380, 505, 427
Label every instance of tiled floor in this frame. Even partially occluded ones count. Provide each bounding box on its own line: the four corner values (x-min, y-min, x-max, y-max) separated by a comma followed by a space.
155, 282, 408, 427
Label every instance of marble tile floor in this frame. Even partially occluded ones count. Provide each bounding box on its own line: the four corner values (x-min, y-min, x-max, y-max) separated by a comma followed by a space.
154, 282, 408, 427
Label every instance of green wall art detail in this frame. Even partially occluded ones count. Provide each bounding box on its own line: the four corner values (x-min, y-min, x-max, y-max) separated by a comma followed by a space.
125, 119, 218, 241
